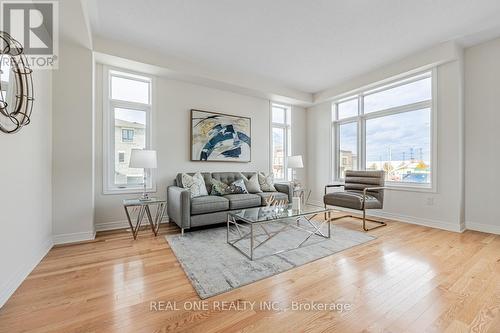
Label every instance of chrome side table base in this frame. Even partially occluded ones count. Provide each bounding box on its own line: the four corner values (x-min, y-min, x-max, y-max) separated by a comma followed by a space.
123, 200, 166, 239
227, 211, 332, 260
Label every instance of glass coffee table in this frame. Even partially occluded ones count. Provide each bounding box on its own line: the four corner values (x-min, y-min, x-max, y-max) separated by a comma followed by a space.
227, 204, 334, 260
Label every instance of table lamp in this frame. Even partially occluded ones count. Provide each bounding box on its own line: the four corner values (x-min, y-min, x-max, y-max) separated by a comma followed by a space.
129, 149, 157, 200
287, 155, 303, 186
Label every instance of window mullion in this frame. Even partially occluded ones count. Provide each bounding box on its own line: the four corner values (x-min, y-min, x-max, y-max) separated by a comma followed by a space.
359, 95, 365, 171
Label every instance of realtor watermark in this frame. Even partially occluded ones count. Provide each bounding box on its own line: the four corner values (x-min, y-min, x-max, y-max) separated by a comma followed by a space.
1, 0, 59, 69
150, 300, 352, 313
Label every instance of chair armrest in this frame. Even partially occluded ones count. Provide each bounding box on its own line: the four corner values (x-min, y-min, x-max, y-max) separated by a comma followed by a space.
324, 183, 344, 195
274, 182, 293, 203
361, 187, 387, 206
362, 186, 387, 195
167, 185, 191, 229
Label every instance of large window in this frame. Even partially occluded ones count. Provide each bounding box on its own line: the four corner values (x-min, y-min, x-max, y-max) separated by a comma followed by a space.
332, 71, 434, 188
271, 103, 291, 181
103, 67, 153, 193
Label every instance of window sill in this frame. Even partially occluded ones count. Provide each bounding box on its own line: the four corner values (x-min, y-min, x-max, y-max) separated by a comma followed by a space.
333, 179, 436, 193
386, 183, 435, 193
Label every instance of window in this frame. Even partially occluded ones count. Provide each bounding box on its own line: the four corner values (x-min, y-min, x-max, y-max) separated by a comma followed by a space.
271, 103, 291, 181
338, 122, 358, 178
103, 67, 153, 193
121, 129, 134, 142
118, 152, 125, 163
332, 71, 435, 188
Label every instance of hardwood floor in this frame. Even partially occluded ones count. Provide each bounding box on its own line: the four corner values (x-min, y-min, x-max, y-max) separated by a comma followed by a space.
0, 217, 499, 333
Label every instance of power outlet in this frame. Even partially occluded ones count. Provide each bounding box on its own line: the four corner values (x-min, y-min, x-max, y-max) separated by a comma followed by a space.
426, 197, 435, 206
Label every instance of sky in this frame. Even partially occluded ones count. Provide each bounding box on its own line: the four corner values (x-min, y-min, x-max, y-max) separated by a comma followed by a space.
338, 76, 432, 163
115, 108, 146, 124
340, 108, 431, 163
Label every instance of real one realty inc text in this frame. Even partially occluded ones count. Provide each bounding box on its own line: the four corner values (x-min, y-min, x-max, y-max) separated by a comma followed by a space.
150, 300, 352, 313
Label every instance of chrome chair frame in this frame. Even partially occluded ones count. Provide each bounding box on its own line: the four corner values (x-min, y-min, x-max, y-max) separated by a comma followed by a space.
324, 184, 387, 231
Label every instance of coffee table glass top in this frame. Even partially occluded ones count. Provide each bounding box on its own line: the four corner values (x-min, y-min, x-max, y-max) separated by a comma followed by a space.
228, 204, 330, 223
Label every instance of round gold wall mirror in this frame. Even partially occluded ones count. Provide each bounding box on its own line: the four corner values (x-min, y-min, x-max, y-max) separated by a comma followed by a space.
0, 31, 34, 134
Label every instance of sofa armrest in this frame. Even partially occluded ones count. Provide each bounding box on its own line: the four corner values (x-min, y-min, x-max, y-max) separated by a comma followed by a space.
167, 185, 191, 230
274, 182, 293, 203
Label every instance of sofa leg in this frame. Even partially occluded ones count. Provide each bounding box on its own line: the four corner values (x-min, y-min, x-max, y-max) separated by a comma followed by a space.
362, 209, 387, 231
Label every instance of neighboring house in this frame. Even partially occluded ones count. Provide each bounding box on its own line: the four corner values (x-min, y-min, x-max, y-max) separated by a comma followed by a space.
340, 150, 357, 177
114, 119, 146, 185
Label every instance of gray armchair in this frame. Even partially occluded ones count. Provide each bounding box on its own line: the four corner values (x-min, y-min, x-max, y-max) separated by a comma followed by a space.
323, 170, 387, 231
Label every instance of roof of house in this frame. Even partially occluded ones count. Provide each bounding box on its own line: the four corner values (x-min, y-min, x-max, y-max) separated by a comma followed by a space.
115, 119, 145, 129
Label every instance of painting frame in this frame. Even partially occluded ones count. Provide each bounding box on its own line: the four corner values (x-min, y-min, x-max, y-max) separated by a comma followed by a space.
190, 109, 252, 163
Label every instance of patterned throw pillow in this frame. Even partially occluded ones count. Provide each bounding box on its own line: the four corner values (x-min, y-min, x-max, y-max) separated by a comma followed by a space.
181, 172, 208, 198
229, 179, 249, 194
210, 179, 231, 196
258, 172, 276, 192
240, 173, 262, 193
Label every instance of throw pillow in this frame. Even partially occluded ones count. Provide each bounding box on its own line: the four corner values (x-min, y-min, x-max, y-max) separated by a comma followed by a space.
258, 172, 276, 192
229, 178, 249, 194
210, 179, 231, 196
240, 173, 262, 193
181, 172, 208, 198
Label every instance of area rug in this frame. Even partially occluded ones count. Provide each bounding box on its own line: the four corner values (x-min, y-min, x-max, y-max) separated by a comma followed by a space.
165, 222, 375, 299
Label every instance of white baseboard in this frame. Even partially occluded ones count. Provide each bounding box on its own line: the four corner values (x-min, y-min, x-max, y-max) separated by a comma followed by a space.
465, 221, 500, 235
0, 237, 53, 308
309, 199, 464, 233
95, 216, 170, 232
52, 230, 96, 245
368, 210, 464, 233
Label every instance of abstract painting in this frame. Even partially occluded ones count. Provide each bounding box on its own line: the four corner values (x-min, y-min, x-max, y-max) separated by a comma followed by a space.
191, 109, 251, 162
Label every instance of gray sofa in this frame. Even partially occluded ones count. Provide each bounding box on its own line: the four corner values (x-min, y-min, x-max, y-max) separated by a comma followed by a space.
167, 172, 293, 233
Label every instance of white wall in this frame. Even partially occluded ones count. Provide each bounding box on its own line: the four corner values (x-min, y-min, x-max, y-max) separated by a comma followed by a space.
93, 64, 307, 230
291, 105, 307, 184
464, 37, 500, 234
0, 70, 53, 307
307, 58, 465, 232
52, 40, 95, 243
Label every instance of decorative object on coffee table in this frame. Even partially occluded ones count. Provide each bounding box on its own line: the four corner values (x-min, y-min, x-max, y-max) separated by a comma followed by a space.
191, 109, 251, 162
123, 198, 166, 239
0, 31, 34, 134
129, 149, 157, 200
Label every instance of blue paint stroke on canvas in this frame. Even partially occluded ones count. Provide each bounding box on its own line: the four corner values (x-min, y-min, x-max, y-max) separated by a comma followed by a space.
192, 112, 251, 161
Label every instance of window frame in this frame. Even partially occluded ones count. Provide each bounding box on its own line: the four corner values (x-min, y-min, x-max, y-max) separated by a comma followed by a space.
121, 128, 135, 143
102, 66, 155, 194
331, 69, 437, 192
270, 102, 292, 182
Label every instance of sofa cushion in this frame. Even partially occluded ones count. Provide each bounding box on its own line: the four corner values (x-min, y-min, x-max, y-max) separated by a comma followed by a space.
229, 179, 249, 194
223, 194, 261, 209
240, 173, 262, 193
176, 172, 212, 193
258, 172, 277, 191
210, 178, 231, 196
257, 191, 289, 206
182, 172, 209, 198
191, 195, 229, 215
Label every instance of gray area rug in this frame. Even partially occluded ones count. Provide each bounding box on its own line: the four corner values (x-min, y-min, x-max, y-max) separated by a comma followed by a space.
166, 221, 375, 299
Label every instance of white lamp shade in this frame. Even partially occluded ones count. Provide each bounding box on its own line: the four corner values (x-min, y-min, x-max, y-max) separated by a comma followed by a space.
288, 155, 303, 168
129, 149, 157, 169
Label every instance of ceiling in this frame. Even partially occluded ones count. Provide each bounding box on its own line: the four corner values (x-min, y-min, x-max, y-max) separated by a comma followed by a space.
88, 0, 500, 94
